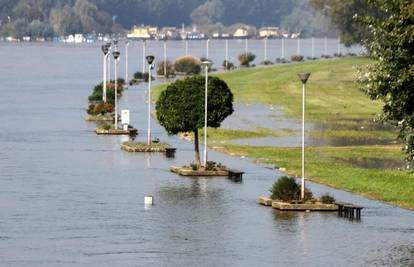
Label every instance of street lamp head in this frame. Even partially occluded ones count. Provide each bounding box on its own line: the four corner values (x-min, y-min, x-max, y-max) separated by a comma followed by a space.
113, 40, 118, 46
101, 45, 109, 55
146, 55, 155, 65
201, 60, 212, 68
125, 40, 130, 46
113, 50, 120, 60
298, 72, 311, 84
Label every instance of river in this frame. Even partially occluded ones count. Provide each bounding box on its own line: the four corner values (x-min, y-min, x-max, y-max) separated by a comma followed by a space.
0, 42, 413, 266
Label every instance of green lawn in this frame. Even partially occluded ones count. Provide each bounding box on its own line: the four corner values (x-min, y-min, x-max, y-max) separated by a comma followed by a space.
153, 58, 413, 210
214, 57, 382, 121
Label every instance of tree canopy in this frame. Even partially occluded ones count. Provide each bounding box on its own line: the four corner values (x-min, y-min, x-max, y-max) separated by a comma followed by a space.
357, 0, 414, 168
156, 76, 233, 165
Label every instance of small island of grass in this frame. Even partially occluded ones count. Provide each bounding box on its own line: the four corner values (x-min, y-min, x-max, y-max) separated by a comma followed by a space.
121, 141, 171, 152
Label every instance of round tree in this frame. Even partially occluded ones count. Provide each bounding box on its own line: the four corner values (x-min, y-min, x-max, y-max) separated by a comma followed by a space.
156, 76, 234, 166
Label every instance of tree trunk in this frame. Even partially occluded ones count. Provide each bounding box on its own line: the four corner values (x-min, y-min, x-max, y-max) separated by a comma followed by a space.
194, 130, 201, 167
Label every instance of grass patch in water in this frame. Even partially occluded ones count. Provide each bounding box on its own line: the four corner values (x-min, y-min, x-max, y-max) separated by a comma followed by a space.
216, 144, 414, 210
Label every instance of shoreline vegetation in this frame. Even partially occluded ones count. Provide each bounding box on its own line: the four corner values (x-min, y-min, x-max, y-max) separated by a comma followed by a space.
153, 57, 414, 211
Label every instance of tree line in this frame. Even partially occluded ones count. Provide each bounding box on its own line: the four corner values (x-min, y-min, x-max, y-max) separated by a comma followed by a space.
0, 0, 335, 38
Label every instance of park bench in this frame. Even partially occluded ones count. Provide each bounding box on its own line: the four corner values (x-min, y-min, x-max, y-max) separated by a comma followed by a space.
336, 202, 363, 220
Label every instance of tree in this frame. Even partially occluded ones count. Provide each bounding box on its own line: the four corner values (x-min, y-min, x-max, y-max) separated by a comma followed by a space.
310, 0, 378, 46
156, 76, 234, 166
357, 0, 414, 168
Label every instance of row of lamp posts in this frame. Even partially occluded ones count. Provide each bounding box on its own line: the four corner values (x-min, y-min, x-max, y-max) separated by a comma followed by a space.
101, 39, 311, 201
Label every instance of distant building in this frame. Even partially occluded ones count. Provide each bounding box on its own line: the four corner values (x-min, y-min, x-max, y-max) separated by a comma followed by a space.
158, 27, 180, 40
127, 26, 152, 39
291, 32, 301, 39
259, 27, 280, 38
233, 27, 249, 38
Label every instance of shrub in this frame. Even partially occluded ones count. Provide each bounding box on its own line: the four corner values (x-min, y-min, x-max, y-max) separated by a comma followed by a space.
133, 71, 144, 79
157, 60, 175, 77
87, 102, 114, 115
205, 161, 216, 171
320, 193, 336, 204
117, 78, 125, 85
101, 123, 112, 130
174, 55, 201, 75
222, 60, 235, 70
321, 54, 331, 59
290, 55, 304, 62
238, 52, 256, 67
270, 176, 300, 201
190, 163, 199, 170
261, 60, 274, 65
275, 58, 288, 64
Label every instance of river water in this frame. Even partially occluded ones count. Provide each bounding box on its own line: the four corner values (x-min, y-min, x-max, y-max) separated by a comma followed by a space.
0, 42, 413, 266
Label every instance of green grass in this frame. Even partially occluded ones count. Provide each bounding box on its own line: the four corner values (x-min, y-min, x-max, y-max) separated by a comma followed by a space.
216, 144, 414, 210
199, 127, 292, 142
214, 57, 382, 121
152, 58, 414, 210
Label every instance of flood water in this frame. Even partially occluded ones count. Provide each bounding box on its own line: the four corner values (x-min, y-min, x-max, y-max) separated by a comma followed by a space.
1, 42, 414, 266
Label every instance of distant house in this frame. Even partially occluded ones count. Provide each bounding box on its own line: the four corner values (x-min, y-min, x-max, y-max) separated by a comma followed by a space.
233, 27, 249, 38
212, 32, 220, 39
158, 27, 180, 40
127, 26, 152, 39
187, 31, 204, 40
259, 27, 280, 38
291, 32, 301, 39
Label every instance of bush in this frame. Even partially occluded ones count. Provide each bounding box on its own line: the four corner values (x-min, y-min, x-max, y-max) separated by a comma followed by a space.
87, 102, 114, 115
222, 60, 235, 70
261, 60, 274, 65
275, 58, 288, 64
320, 193, 336, 204
101, 123, 112, 130
270, 176, 300, 201
290, 55, 304, 62
238, 52, 256, 67
321, 54, 331, 59
174, 55, 201, 75
157, 60, 175, 77
133, 71, 144, 79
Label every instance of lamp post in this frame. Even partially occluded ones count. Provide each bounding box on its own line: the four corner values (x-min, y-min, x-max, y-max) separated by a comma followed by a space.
297, 72, 311, 200
125, 40, 130, 83
311, 37, 315, 59
163, 37, 167, 78
281, 38, 285, 59
225, 39, 229, 70
101, 45, 109, 102
113, 50, 120, 129
244, 38, 248, 55
142, 40, 146, 73
146, 55, 155, 145
264, 37, 268, 61
106, 42, 112, 82
201, 60, 212, 167
185, 39, 188, 55
324, 36, 328, 55
206, 38, 210, 58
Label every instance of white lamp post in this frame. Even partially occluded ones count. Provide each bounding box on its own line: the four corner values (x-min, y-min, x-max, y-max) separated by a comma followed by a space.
311, 37, 315, 59
206, 38, 210, 58
264, 37, 268, 61
185, 39, 188, 55
297, 72, 311, 200
107, 42, 112, 82
225, 39, 229, 70
244, 38, 248, 55
146, 55, 155, 145
201, 60, 212, 167
113, 50, 120, 129
125, 40, 130, 83
324, 36, 328, 55
101, 45, 109, 102
142, 40, 146, 73
163, 37, 167, 78
281, 38, 285, 59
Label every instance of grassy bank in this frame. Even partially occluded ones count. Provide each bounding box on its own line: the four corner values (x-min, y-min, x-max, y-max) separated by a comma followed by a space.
215, 144, 414, 210
153, 58, 413, 210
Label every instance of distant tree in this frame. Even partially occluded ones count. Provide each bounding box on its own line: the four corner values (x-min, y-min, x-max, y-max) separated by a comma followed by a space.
309, 0, 380, 46
156, 76, 234, 166
281, 1, 336, 38
49, 5, 81, 35
357, 0, 414, 168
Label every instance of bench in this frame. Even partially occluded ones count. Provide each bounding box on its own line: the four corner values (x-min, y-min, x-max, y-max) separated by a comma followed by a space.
336, 202, 364, 220
228, 169, 244, 182
165, 148, 177, 158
